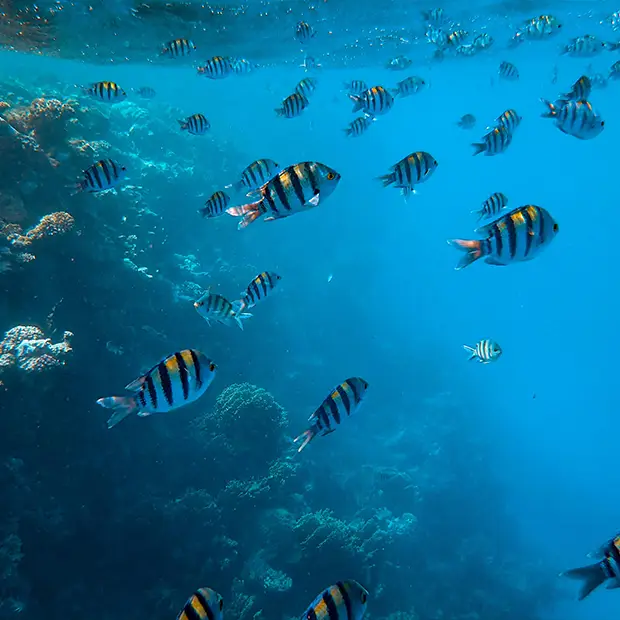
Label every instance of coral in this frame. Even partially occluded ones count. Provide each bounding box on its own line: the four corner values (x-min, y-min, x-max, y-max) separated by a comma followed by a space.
9, 211, 74, 248
5, 98, 78, 143
0, 326, 72, 375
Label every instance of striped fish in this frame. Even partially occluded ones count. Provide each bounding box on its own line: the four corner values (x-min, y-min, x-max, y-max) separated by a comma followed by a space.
294, 378, 369, 452
540, 98, 605, 140
235, 271, 282, 312
457, 114, 476, 129
473, 33, 493, 49
463, 339, 502, 363
563, 35, 606, 57
344, 116, 374, 137
176, 588, 224, 620
455, 44, 477, 57
229, 159, 281, 194
447, 30, 468, 46
499, 61, 519, 80
391, 76, 425, 98
226, 161, 341, 229
386, 55, 413, 70
496, 108, 521, 133
200, 191, 230, 218
194, 290, 252, 329
231, 58, 255, 74
471, 192, 509, 221
197, 56, 235, 79
162, 38, 196, 57
472, 125, 512, 156
295, 77, 318, 98
560, 75, 592, 102
301, 582, 369, 620
611, 61, 620, 80
96, 349, 216, 429
377, 151, 438, 198
448, 204, 559, 269
511, 15, 562, 45
275, 92, 309, 118
74, 159, 126, 193
296, 21, 316, 42
422, 8, 445, 25
344, 80, 368, 96
179, 114, 210, 135
85, 81, 126, 102
350, 86, 394, 116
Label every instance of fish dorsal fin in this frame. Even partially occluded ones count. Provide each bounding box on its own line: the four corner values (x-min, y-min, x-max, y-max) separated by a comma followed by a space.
125, 376, 147, 392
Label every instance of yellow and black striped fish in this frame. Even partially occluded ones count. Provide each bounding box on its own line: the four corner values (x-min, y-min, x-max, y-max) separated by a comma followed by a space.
96, 349, 216, 429
377, 151, 438, 198
344, 116, 374, 137
296, 21, 316, 42
74, 159, 126, 193
176, 587, 224, 620
275, 92, 309, 118
229, 159, 281, 193
499, 61, 519, 80
495, 108, 521, 133
301, 581, 369, 620
560, 75, 592, 102
511, 15, 562, 45
85, 81, 126, 102
471, 192, 509, 221
197, 56, 235, 79
295, 77, 318, 98
349, 85, 394, 116
162, 38, 196, 57
294, 378, 369, 452
472, 124, 512, 156
178, 114, 210, 135
449, 205, 559, 269
200, 191, 230, 218
194, 290, 253, 329
235, 271, 282, 312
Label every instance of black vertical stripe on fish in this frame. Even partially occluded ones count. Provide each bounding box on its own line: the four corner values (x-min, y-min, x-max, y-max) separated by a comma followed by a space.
183, 602, 202, 620
336, 384, 351, 415
92, 163, 103, 188
523, 208, 534, 257
539, 206, 546, 244
101, 160, 112, 185
493, 223, 503, 259
506, 215, 517, 259
290, 166, 307, 206
306, 163, 320, 194
195, 590, 215, 620
174, 352, 190, 400
251, 280, 261, 301
322, 590, 339, 620
190, 348, 203, 389
259, 275, 268, 295
158, 362, 174, 406
326, 394, 341, 424
272, 174, 291, 211
266, 272, 274, 287
264, 190, 279, 215
138, 391, 146, 408
336, 582, 353, 620
146, 375, 158, 408
318, 404, 331, 428
85, 168, 95, 188
345, 378, 359, 402
307, 608, 318, 620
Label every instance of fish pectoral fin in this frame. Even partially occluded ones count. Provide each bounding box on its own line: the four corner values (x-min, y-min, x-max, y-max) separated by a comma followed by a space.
308, 193, 320, 206
124, 376, 146, 391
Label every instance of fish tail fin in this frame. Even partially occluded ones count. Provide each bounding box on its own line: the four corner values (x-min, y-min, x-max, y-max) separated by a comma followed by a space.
561, 563, 608, 600
177, 119, 188, 130
274, 107, 285, 117
390, 88, 400, 97
68, 181, 85, 196
349, 94, 363, 113
540, 98, 556, 118
233, 311, 253, 330
376, 173, 395, 187
96, 396, 140, 429
226, 201, 263, 229
447, 239, 484, 270
294, 426, 317, 452
462, 344, 477, 360
471, 142, 486, 156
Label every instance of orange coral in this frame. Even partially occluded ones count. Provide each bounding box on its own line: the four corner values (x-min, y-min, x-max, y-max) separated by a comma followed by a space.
9, 211, 74, 248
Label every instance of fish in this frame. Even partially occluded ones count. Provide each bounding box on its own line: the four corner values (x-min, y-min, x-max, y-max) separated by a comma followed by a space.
455, 44, 478, 57
386, 56, 413, 70
199, 191, 231, 218
300, 581, 369, 620
228, 159, 281, 194
607, 11, 620, 31
162, 38, 196, 57
391, 76, 426, 98
457, 114, 476, 129
231, 58, 255, 74
235, 271, 282, 312
275, 92, 309, 118
296, 21, 316, 42
194, 290, 253, 329
511, 15, 562, 45
295, 77, 318, 99
540, 99, 605, 140
426, 27, 448, 47
447, 30, 468, 46
562, 35, 606, 57
178, 114, 210, 135
463, 339, 502, 363
74, 159, 127, 193
422, 8, 445, 25
294, 378, 369, 452
448, 204, 559, 269
471, 125, 513, 156
561, 533, 620, 600
610, 60, 620, 79
136, 86, 156, 98
197, 56, 235, 79
176, 588, 224, 620
377, 151, 438, 198
471, 192, 509, 221
349, 86, 394, 116
495, 109, 521, 133
96, 349, 216, 429
499, 61, 519, 80
85, 81, 126, 102
344, 80, 368, 95
225, 161, 341, 229
559, 76, 592, 102
344, 116, 374, 137
473, 33, 494, 49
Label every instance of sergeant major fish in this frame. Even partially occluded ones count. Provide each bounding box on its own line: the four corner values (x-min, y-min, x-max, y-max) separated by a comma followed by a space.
457, 114, 476, 129
463, 339, 502, 363
96, 349, 216, 429
511, 15, 562, 45
472, 125, 513, 156
226, 161, 341, 229
391, 76, 426, 98
84, 81, 126, 102
178, 113, 210, 135
294, 378, 369, 452
296, 21, 316, 42
344, 116, 374, 137
176, 587, 224, 620
563, 35, 607, 57
194, 290, 252, 329
228, 159, 281, 194
473, 33, 494, 49
344, 80, 368, 96
499, 61, 519, 80
200, 191, 230, 218
386, 55, 413, 70
197, 56, 235, 79
235, 271, 282, 312
162, 38, 196, 57
540, 98, 605, 140
559, 76, 592, 102
295, 77, 318, 98
276, 92, 309, 118
471, 192, 509, 221
496, 109, 521, 133
448, 205, 559, 269
301, 581, 369, 620
377, 151, 438, 198
74, 159, 126, 193
350, 86, 394, 116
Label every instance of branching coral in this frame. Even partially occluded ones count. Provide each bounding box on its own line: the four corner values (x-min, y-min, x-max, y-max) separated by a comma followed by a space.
9, 211, 74, 248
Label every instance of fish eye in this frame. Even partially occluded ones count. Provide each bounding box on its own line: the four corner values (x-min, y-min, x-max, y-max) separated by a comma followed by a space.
361, 592, 367, 604
327, 172, 336, 180
209, 362, 216, 371
219, 599, 224, 611
553, 223, 559, 232
601, 121, 605, 126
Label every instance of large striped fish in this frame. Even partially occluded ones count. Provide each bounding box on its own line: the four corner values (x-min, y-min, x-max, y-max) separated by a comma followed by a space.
510, 15, 562, 45
301, 581, 369, 620
226, 162, 341, 229
448, 205, 559, 269
235, 271, 281, 312
74, 159, 126, 193
96, 349, 216, 429
176, 587, 224, 620
349, 85, 394, 116
294, 377, 369, 452
540, 99, 605, 140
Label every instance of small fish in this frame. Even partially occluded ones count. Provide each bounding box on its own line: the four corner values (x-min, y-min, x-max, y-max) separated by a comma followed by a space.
455, 44, 477, 56
96, 349, 216, 429
229, 159, 281, 194
472, 125, 513, 156
136, 86, 156, 98
344, 80, 368, 95
496, 108, 521, 133
295, 77, 318, 98
610, 60, 620, 79
235, 271, 282, 312
344, 116, 374, 137
231, 58, 255, 74
511, 15, 562, 45
560, 75, 592, 101
561, 534, 620, 600
350, 85, 394, 116
275, 92, 309, 118
197, 56, 235, 79
377, 151, 438, 198
426, 27, 448, 47
473, 33, 494, 49
463, 339, 502, 363
447, 30, 468, 46
607, 11, 620, 30
499, 61, 519, 80
178, 113, 210, 135
294, 378, 369, 452
301, 582, 369, 620
422, 8, 445, 25
74, 159, 127, 193
391, 76, 426, 97
457, 114, 476, 129
540, 99, 605, 140
387, 55, 413, 70
226, 162, 341, 229
471, 192, 509, 221
194, 290, 252, 329
200, 191, 230, 218
162, 38, 196, 57
448, 205, 559, 269
296, 21, 316, 42
563, 35, 606, 57
85, 81, 126, 102
176, 588, 224, 620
